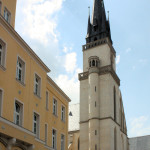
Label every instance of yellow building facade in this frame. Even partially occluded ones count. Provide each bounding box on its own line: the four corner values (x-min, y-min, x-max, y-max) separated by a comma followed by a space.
0, 0, 71, 150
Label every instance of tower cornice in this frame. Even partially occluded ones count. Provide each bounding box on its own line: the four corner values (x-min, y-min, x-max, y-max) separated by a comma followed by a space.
83, 37, 116, 56
78, 65, 120, 86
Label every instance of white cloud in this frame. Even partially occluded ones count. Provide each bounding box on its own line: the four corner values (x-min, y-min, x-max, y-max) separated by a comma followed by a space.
55, 50, 82, 103
132, 65, 136, 70
129, 116, 150, 137
126, 48, 132, 53
55, 65, 82, 103
20, 0, 64, 44
139, 59, 148, 65
63, 46, 68, 53
63, 46, 73, 53
116, 55, 120, 64
55, 74, 79, 103
64, 52, 77, 73
15, 0, 68, 77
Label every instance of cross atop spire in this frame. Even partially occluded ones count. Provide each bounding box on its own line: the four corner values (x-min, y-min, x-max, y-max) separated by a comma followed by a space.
86, 0, 112, 44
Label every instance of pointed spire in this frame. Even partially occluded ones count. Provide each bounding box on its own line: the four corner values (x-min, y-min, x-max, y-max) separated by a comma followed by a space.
86, 0, 112, 44
87, 7, 91, 39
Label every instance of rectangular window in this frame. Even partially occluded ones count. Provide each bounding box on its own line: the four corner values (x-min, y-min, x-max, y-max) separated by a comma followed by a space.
16, 57, 25, 83
0, 40, 6, 68
61, 134, 65, 150
14, 101, 23, 126
61, 106, 65, 122
52, 129, 57, 149
53, 99, 57, 115
95, 144, 97, 150
4, 7, 11, 23
95, 130, 97, 135
46, 91, 49, 110
33, 112, 40, 137
0, 89, 3, 116
114, 87, 116, 121
34, 74, 41, 97
45, 124, 48, 144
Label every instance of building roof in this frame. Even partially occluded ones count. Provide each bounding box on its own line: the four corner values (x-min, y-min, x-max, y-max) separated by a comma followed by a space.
69, 103, 80, 132
129, 135, 150, 150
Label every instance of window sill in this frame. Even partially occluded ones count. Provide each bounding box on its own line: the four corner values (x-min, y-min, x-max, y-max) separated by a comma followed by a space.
46, 108, 49, 111
44, 144, 53, 150
35, 137, 45, 144
0, 64, 6, 71
34, 93, 41, 99
14, 122, 22, 127
16, 78, 25, 86
61, 120, 66, 123
53, 113, 58, 118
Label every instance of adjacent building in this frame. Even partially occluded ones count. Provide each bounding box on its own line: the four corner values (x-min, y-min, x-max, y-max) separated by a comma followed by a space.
129, 135, 150, 150
0, 0, 71, 150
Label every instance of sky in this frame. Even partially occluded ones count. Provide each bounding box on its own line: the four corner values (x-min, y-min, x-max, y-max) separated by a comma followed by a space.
15, 0, 150, 138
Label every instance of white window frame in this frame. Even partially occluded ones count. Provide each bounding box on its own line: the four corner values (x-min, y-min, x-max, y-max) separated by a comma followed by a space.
0, 88, 4, 116
14, 100, 23, 126
4, 7, 11, 23
16, 56, 25, 83
0, 39, 6, 68
52, 128, 57, 149
46, 91, 49, 110
33, 112, 40, 138
61, 134, 65, 150
61, 105, 65, 122
34, 73, 41, 97
53, 98, 57, 116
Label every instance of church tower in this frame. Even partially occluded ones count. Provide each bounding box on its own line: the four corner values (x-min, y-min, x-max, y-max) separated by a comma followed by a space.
79, 0, 128, 150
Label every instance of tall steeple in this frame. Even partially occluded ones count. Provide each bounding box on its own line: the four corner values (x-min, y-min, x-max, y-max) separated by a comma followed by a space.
87, 7, 91, 38
86, 0, 112, 44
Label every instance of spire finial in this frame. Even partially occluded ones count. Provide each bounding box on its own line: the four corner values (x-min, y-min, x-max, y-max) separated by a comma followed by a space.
107, 11, 109, 21
101, 0, 104, 7
88, 6, 90, 16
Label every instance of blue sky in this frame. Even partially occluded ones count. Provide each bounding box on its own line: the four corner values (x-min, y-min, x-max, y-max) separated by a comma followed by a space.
15, 0, 150, 137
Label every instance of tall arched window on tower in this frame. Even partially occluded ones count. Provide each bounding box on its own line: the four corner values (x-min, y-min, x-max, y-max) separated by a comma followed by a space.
114, 87, 116, 121
121, 135, 124, 150
114, 128, 117, 150
92, 60, 95, 66
78, 138, 80, 150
